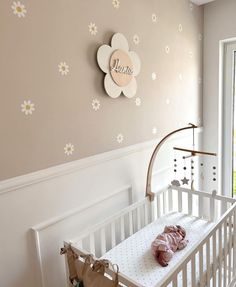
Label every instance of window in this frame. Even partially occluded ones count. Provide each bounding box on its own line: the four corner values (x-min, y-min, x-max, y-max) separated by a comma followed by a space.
220, 40, 236, 197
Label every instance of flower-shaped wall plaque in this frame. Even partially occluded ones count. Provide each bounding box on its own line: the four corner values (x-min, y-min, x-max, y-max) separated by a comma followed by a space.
97, 33, 141, 98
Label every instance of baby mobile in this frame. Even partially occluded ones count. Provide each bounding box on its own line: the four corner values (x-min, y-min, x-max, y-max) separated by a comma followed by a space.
171, 127, 217, 190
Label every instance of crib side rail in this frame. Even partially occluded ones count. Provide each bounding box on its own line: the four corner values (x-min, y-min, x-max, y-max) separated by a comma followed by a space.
68, 195, 153, 258
157, 202, 236, 287
164, 185, 236, 221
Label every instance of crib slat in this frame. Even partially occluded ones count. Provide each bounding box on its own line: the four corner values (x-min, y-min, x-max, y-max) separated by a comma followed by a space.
178, 190, 182, 212
198, 195, 203, 218
128, 211, 133, 236
218, 225, 222, 287
212, 233, 217, 287
191, 253, 196, 287
182, 264, 187, 287
89, 233, 95, 255
160, 193, 164, 216
206, 238, 211, 286
137, 207, 141, 230
111, 222, 116, 248
168, 188, 173, 211
199, 246, 204, 287
188, 192, 192, 216
101, 227, 106, 255
157, 194, 161, 218
172, 274, 178, 287
228, 216, 232, 283
163, 191, 167, 215
120, 216, 125, 241
223, 220, 227, 287
210, 194, 216, 221
144, 201, 149, 225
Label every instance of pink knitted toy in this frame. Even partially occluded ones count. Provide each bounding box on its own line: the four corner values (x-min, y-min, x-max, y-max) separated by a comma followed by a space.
151, 225, 188, 267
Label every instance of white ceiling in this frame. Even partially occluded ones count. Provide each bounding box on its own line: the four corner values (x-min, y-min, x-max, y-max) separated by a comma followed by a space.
191, 0, 216, 5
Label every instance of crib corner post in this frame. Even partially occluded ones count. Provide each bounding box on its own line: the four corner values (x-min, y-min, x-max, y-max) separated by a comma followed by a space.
210, 189, 217, 221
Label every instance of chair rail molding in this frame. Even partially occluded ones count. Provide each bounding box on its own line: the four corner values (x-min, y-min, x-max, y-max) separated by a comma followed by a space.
0, 128, 202, 196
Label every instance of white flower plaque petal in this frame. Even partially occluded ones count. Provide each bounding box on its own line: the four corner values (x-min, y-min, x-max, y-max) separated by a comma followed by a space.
97, 33, 141, 98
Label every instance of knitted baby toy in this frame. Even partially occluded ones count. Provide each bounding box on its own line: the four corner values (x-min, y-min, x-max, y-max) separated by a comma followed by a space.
151, 225, 188, 267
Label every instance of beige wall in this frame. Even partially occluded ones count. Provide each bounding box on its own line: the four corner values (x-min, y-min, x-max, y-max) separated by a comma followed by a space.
0, 0, 203, 180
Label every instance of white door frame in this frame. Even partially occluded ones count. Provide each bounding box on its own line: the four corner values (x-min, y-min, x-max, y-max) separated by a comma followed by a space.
219, 38, 236, 197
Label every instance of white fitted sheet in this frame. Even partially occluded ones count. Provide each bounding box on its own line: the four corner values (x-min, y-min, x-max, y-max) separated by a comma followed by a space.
102, 212, 214, 287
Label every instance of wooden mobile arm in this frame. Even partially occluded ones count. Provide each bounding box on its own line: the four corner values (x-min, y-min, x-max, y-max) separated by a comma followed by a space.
145, 123, 198, 201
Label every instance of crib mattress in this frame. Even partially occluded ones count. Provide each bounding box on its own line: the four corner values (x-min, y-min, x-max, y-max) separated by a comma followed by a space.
102, 212, 214, 287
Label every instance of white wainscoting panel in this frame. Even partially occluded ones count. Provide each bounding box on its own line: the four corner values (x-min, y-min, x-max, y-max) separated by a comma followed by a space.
0, 128, 202, 287
32, 185, 132, 287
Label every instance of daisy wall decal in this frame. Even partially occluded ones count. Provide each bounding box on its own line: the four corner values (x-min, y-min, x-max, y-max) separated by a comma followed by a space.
92, 98, 100, 111
152, 72, 157, 81
152, 13, 157, 23
88, 22, 98, 35
97, 33, 141, 98
165, 46, 170, 54
112, 0, 120, 9
58, 62, 69, 75
178, 24, 183, 32
21, 100, 35, 115
190, 3, 194, 11
117, 133, 124, 144
133, 34, 140, 45
64, 143, 74, 156
135, 97, 141, 106
11, 1, 27, 18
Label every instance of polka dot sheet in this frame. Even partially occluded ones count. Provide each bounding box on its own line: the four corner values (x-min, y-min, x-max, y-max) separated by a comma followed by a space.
102, 212, 214, 287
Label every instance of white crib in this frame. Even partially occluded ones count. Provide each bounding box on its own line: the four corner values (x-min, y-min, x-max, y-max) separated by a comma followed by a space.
64, 185, 236, 287
62, 124, 236, 286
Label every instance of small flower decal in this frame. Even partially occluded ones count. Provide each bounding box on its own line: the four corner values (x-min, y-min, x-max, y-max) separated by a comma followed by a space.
117, 133, 124, 144
133, 34, 140, 45
152, 13, 157, 22
152, 127, 157, 135
178, 24, 183, 32
112, 0, 120, 9
92, 98, 100, 111
21, 100, 35, 115
165, 46, 170, 54
88, 22, 98, 36
152, 72, 157, 81
97, 33, 141, 98
135, 97, 141, 106
64, 143, 74, 156
58, 62, 69, 76
11, 1, 27, 18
